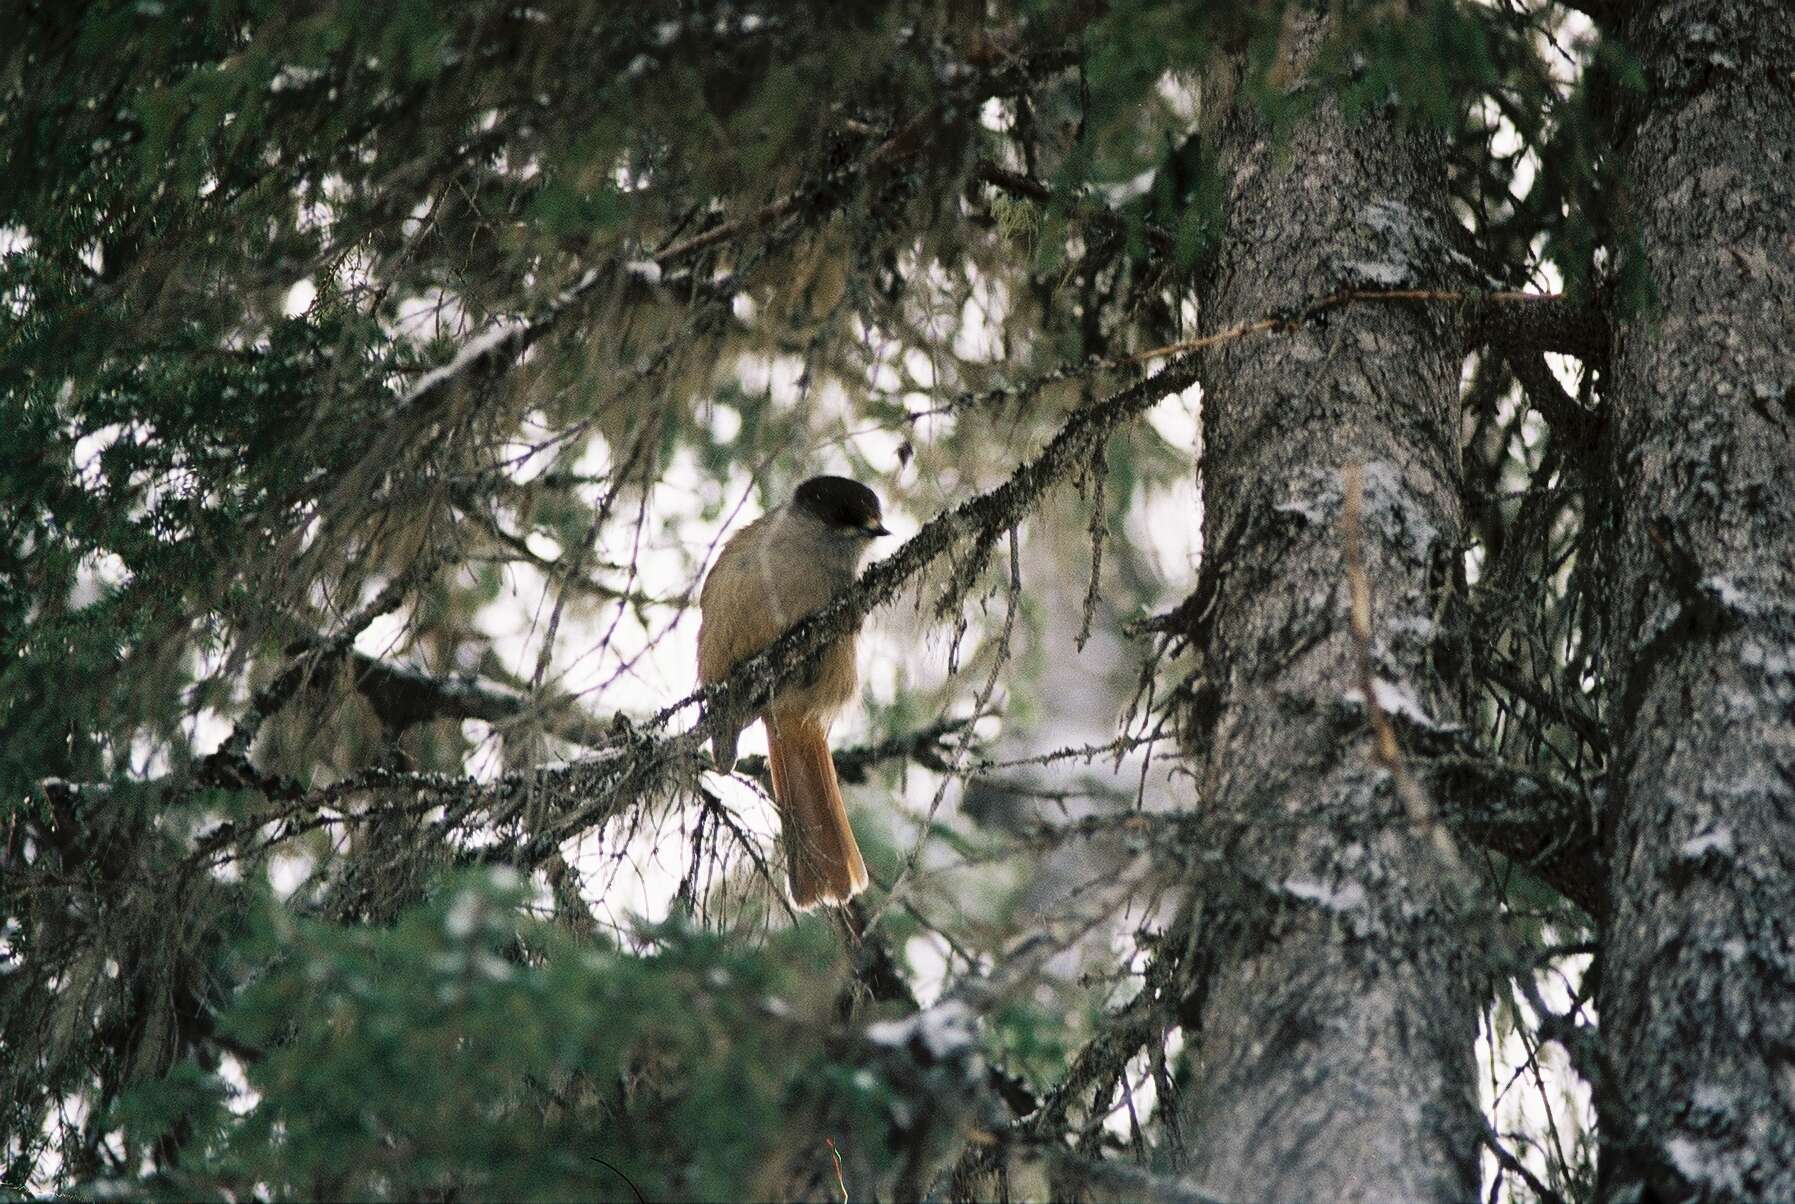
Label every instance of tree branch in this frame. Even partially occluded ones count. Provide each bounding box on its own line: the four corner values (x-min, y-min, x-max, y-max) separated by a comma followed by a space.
338, 649, 612, 749
1044, 1152, 1233, 1204
1506, 348, 1602, 450
973, 158, 1176, 257
1129, 287, 1610, 366
666, 354, 1203, 765
654, 43, 1082, 268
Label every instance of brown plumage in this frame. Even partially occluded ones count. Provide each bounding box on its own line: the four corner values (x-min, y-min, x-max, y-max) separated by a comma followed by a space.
697, 476, 887, 907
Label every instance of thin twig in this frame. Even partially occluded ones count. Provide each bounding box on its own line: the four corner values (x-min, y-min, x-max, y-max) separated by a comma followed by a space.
866, 524, 1023, 932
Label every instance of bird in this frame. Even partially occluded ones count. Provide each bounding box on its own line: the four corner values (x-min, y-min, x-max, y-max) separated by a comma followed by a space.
697, 475, 889, 908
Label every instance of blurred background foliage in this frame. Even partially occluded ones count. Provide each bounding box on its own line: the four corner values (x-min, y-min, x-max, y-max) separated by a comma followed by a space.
3, 0, 1612, 1197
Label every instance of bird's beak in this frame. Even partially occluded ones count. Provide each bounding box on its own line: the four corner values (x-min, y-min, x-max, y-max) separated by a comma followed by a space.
867, 521, 891, 537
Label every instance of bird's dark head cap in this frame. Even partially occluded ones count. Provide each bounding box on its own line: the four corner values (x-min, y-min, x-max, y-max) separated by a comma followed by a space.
793, 475, 890, 537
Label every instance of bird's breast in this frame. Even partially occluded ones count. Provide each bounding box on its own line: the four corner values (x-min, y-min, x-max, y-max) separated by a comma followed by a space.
697, 511, 863, 723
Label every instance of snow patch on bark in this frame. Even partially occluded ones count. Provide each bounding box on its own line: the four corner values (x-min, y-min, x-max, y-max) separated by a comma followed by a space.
401, 323, 522, 406
1281, 876, 1367, 913
1386, 614, 1441, 642
1356, 460, 1440, 564
868, 999, 979, 1063
1344, 677, 1440, 729
1677, 825, 1736, 863
1340, 259, 1410, 287
1273, 493, 1331, 526
1277, 461, 1445, 569
1665, 1134, 1748, 1196
1701, 575, 1774, 618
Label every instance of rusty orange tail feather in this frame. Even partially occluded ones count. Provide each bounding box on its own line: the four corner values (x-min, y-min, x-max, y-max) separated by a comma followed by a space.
765, 716, 869, 908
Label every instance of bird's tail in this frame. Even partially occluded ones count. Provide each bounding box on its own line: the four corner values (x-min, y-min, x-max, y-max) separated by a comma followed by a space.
765, 715, 869, 908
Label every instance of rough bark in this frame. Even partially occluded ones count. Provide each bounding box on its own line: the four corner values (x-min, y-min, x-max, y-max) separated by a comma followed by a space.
1600, 1, 1795, 1197
1171, 17, 1482, 1201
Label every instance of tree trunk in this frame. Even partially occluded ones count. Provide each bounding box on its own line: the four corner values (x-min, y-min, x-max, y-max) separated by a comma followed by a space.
1600, 1, 1795, 1197
1172, 17, 1481, 1201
